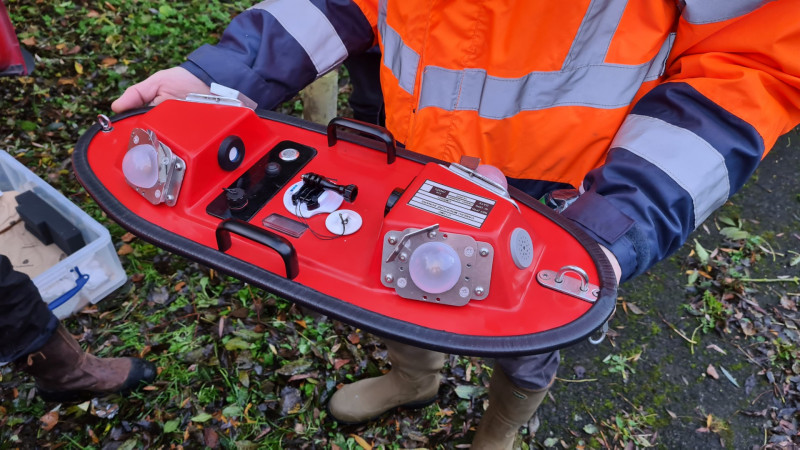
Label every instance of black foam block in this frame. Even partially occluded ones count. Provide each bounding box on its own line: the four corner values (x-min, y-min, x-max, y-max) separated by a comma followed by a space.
15, 190, 85, 254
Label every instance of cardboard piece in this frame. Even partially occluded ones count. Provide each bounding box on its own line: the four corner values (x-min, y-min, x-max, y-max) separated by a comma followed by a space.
0, 190, 67, 278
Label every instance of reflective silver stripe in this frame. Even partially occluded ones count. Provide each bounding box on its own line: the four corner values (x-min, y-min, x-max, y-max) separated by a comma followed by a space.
611, 114, 729, 228
644, 33, 675, 81
378, 0, 419, 94
563, 0, 629, 69
683, 0, 774, 24
418, 36, 672, 118
250, 0, 347, 76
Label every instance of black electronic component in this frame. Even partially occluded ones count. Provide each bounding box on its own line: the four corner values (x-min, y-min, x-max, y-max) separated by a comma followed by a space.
384, 187, 405, 216
303, 173, 357, 202
206, 141, 317, 221
291, 173, 358, 211
15, 190, 85, 254
225, 188, 248, 210
265, 162, 281, 177
218, 135, 245, 171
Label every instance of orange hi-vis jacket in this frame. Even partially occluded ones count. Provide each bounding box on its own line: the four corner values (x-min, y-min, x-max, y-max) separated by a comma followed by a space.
184, 0, 800, 280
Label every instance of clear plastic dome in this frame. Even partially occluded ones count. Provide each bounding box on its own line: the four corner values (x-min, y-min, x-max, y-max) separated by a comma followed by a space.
122, 144, 159, 188
409, 241, 462, 294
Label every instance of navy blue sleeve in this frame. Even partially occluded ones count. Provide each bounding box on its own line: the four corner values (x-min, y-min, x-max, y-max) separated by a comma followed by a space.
181, 0, 374, 109
562, 82, 765, 282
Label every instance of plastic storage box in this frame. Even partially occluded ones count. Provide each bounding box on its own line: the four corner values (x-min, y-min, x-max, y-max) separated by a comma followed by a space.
0, 150, 126, 318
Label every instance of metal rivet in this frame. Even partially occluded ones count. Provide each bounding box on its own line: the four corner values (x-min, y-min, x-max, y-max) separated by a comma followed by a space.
166, 194, 175, 202
474, 286, 485, 296
398, 253, 408, 262
428, 231, 437, 239
388, 236, 397, 245
479, 248, 489, 257
384, 274, 394, 283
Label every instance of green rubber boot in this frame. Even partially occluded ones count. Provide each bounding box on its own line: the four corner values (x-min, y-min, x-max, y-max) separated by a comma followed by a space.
472, 366, 550, 450
328, 340, 445, 424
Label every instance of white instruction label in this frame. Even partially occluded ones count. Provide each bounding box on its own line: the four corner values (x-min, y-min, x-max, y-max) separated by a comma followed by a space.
408, 180, 495, 228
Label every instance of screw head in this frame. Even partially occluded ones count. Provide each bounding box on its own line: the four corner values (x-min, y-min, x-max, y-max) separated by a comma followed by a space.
388, 236, 397, 245
479, 248, 490, 257
399, 253, 408, 262
384, 274, 394, 283
474, 286, 485, 296
428, 231, 437, 239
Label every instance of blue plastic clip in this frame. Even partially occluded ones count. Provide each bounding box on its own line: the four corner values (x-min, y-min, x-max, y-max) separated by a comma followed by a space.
48, 267, 90, 311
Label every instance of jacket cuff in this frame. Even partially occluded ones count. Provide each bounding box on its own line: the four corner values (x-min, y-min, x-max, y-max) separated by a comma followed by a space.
561, 191, 638, 282
180, 60, 214, 87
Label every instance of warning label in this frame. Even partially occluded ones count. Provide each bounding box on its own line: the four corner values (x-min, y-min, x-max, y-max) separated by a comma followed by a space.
408, 180, 495, 228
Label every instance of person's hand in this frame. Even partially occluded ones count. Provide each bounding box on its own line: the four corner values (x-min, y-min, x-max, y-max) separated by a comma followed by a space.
111, 67, 211, 113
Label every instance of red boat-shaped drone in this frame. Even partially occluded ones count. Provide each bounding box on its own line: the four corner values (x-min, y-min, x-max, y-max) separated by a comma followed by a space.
73, 97, 616, 356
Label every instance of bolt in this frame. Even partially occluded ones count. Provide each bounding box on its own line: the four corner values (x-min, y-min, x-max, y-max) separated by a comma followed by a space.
174, 161, 183, 170
388, 236, 397, 245
399, 253, 408, 262
479, 248, 490, 257
166, 194, 175, 202
474, 286, 485, 296
428, 231, 437, 239
384, 274, 394, 283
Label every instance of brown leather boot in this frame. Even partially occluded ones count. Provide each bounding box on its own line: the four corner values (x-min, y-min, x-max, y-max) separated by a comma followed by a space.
15, 324, 157, 402
328, 339, 445, 424
471, 366, 551, 450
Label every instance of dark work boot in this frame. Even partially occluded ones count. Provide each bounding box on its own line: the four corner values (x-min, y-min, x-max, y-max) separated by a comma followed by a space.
15, 324, 157, 402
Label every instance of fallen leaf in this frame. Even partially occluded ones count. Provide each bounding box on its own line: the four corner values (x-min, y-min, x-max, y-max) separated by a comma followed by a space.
192, 412, 213, 423
40, 410, 58, 431
347, 332, 360, 344
739, 319, 756, 336
174, 281, 186, 292
350, 434, 372, 450
706, 344, 727, 355
204, 427, 220, 448
117, 244, 133, 255
21, 37, 36, 46
334, 359, 350, 370
74, 61, 83, 74
666, 409, 677, 419
100, 57, 118, 67
626, 302, 646, 315
720, 366, 740, 387
707, 364, 719, 380
121, 232, 136, 242
131, 273, 144, 283
780, 296, 797, 311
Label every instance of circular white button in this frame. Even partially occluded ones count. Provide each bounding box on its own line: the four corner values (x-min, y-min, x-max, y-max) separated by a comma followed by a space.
279, 148, 300, 161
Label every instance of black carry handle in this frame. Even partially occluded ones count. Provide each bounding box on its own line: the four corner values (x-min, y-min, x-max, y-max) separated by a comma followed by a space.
327, 117, 396, 165
216, 219, 299, 280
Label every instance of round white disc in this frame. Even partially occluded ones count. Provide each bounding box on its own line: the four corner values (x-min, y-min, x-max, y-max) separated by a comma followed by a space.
325, 209, 362, 235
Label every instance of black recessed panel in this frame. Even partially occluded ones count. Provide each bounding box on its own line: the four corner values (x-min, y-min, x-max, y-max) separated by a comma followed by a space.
206, 141, 317, 221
